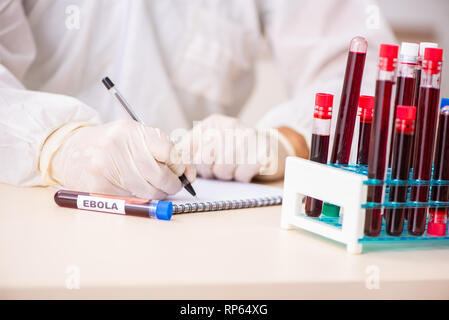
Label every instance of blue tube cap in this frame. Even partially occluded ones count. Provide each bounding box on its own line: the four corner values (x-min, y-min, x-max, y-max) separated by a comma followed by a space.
441, 98, 449, 109
155, 201, 173, 221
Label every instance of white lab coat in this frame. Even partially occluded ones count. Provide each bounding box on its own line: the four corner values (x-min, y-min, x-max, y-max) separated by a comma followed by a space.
0, 0, 395, 186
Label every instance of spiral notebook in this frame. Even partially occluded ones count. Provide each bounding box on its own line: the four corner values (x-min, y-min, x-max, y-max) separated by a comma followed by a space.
167, 178, 283, 214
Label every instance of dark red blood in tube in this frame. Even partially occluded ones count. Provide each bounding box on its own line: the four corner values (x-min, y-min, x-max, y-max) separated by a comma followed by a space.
384, 106, 416, 236
330, 37, 367, 165
408, 48, 444, 236
365, 44, 399, 237
305, 93, 333, 217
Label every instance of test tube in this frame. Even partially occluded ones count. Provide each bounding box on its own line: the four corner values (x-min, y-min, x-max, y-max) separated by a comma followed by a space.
330, 36, 368, 165
54, 190, 173, 220
323, 37, 367, 218
356, 95, 375, 165
305, 93, 334, 217
408, 47, 444, 236
388, 42, 419, 166
427, 98, 449, 236
411, 42, 438, 166
384, 105, 416, 236
365, 44, 399, 237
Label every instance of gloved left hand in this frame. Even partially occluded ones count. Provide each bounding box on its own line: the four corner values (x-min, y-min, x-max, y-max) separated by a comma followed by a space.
177, 114, 295, 182
45, 119, 196, 199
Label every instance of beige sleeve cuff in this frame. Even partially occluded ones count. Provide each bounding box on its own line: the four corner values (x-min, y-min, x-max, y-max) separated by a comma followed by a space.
255, 130, 297, 182
277, 131, 297, 158
39, 122, 95, 186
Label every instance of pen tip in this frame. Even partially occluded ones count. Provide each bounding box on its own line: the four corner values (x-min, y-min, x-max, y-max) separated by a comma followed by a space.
102, 76, 114, 90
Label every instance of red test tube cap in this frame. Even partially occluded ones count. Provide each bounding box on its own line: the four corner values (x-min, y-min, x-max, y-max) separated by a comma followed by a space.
424, 47, 443, 62
427, 210, 447, 236
359, 95, 374, 109
423, 48, 443, 74
379, 44, 399, 71
379, 44, 399, 59
358, 95, 374, 121
396, 105, 416, 121
315, 93, 333, 108
314, 93, 333, 119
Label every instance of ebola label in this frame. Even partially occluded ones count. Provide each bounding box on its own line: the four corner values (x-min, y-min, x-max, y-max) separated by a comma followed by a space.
77, 195, 125, 214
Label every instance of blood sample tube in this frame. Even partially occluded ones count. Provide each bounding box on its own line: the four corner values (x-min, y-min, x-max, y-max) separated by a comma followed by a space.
384, 105, 416, 236
427, 98, 449, 236
54, 190, 173, 220
305, 93, 334, 217
365, 44, 399, 237
357, 95, 375, 165
323, 37, 367, 218
413, 43, 438, 108
411, 42, 438, 167
408, 47, 444, 236
330, 36, 368, 164
388, 42, 419, 166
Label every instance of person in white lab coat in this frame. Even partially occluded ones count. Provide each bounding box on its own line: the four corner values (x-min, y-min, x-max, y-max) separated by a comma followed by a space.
0, 0, 395, 199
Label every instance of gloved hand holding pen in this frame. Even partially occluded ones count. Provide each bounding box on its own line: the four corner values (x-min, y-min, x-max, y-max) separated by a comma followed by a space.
176, 114, 308, 183
44, 119, 196, 199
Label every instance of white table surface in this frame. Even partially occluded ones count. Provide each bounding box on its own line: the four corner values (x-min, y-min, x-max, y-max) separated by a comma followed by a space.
1, 182, 449, 299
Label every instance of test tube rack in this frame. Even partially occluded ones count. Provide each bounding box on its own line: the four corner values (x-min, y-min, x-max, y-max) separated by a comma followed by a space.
280, 157, 449, 254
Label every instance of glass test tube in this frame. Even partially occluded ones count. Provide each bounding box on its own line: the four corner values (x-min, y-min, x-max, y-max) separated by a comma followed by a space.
384, 105, 416, 236
427, 98, 449, 236
330, 36, 368, 165
410, 42, 438, 169
365, 44, 399, 237
305, 93, 334, 217
408, 47, 444, 236
357, 95, 375, 165
388, 42, 419, 166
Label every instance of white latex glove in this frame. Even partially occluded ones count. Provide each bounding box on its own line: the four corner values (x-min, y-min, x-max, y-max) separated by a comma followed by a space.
177, 114, 295, 182
48, 119, 196, 199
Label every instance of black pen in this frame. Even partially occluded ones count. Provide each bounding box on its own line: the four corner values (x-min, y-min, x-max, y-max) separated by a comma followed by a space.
102, 76, 197, 197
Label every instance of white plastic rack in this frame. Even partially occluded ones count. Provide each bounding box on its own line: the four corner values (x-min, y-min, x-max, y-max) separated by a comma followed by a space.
280, 157, 449, 254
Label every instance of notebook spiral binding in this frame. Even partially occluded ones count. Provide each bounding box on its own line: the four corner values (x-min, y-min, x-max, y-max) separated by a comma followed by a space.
172, 196, 283, 214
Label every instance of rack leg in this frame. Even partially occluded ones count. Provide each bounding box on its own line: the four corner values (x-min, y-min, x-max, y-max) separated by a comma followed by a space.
280, 221, 294, 230
347, 242, 363, 254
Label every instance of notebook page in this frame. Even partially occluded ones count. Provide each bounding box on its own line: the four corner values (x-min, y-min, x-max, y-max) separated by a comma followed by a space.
167, 178, 283, 204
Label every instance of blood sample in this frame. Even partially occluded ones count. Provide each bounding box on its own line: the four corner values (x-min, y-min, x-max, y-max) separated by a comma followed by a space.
54, 190, 173, 220
330, 36, 367, 164
384, 105, 416, 236
357, 95, 375, 165
323, 37, 367, 218
365, 44, 399, 237
427, 98, 449, 236
411, 43, 438, 166
305, 93, 334, 217
413, 43, 438, 107
408, 47, 444, 236
388, 43, 419, 166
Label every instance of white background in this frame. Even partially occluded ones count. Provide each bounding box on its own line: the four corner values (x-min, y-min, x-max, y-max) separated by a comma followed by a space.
240, 0, 449, 126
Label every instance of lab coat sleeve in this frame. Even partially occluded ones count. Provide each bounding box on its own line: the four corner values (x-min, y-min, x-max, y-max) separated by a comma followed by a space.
257, 0, 396, 145
0, 0, 99, 187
